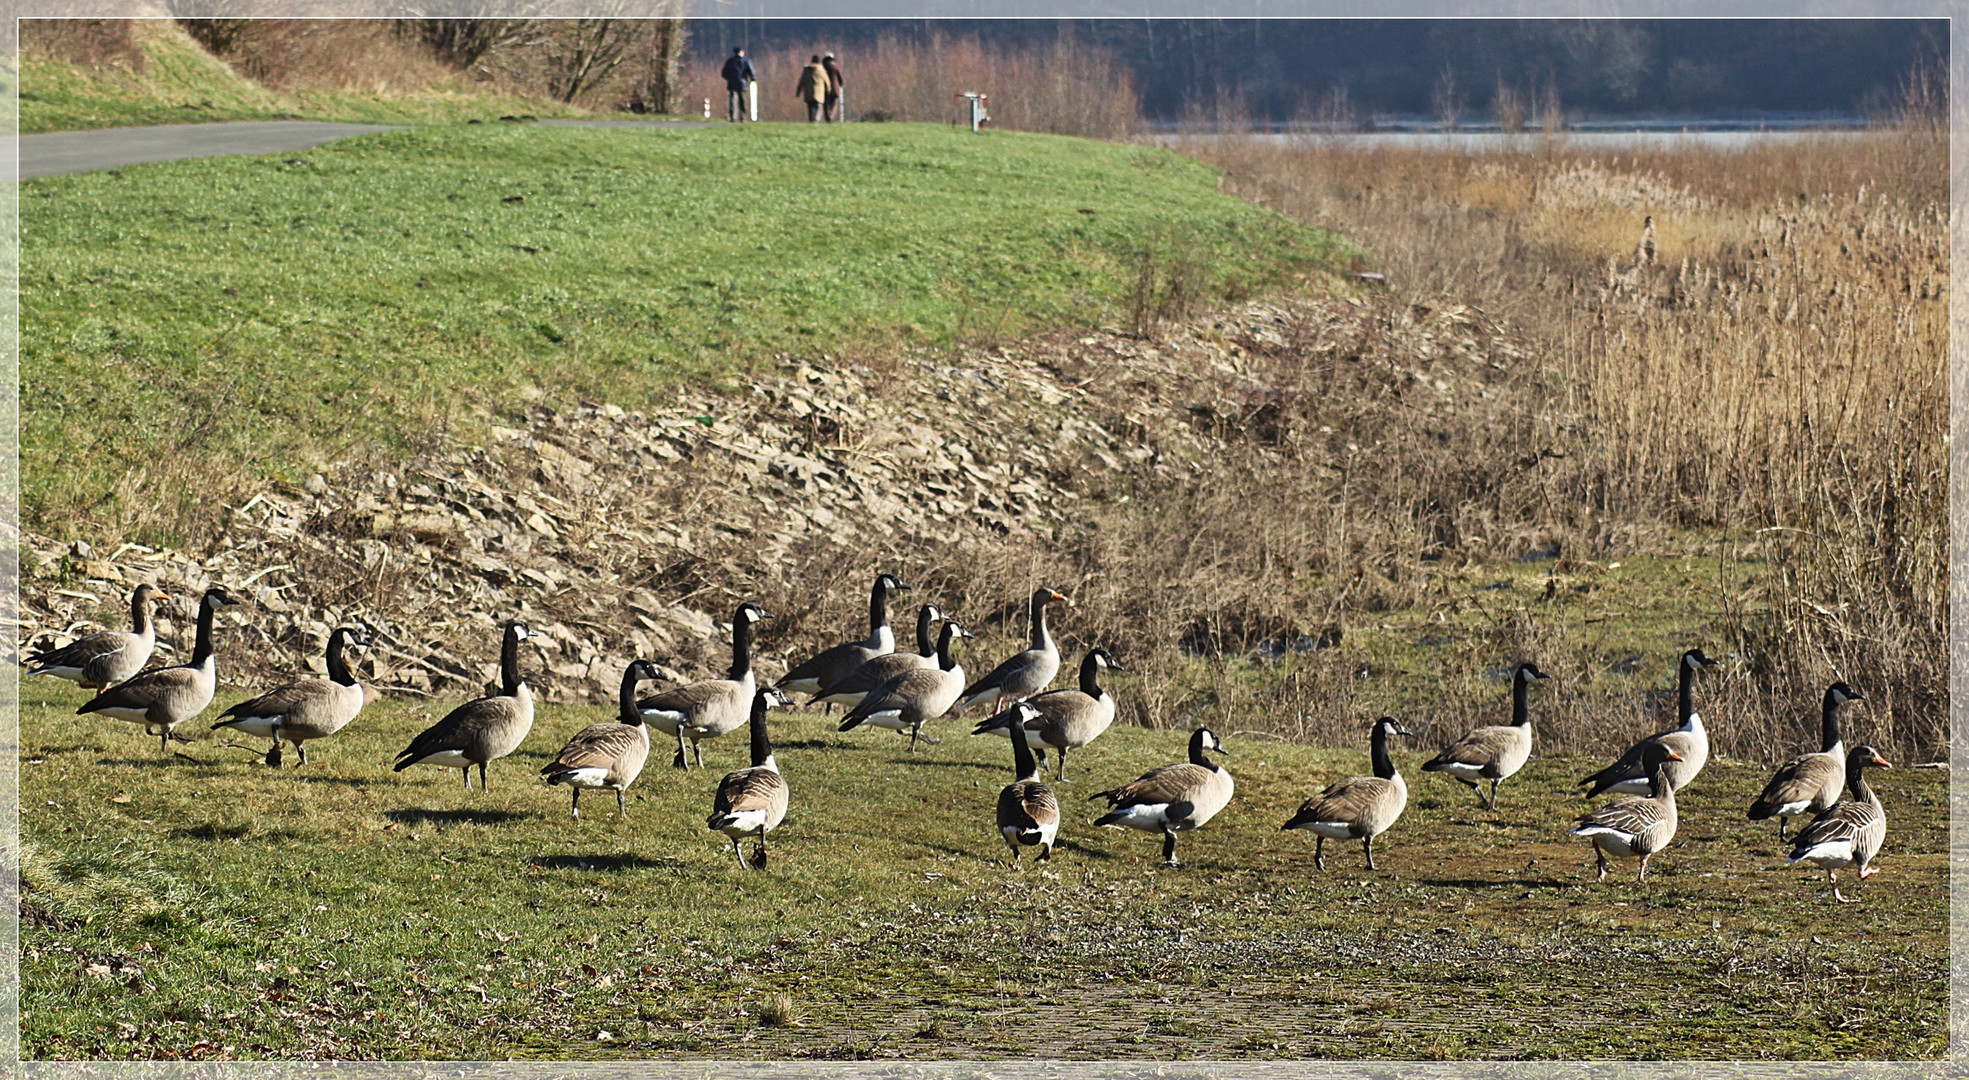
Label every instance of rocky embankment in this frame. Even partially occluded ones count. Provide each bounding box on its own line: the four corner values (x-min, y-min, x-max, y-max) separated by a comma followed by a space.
21, 292, 1525, 706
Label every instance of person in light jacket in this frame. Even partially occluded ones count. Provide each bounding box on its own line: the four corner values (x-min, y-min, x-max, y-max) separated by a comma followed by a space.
795, 55, 830, 123
721, 47, 756, 122
822, 52, 846, 122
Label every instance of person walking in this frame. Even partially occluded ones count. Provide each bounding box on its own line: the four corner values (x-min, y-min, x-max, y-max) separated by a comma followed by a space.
721, 47, 756, 122
822, 52, 846, 122
795, 54, 829, 123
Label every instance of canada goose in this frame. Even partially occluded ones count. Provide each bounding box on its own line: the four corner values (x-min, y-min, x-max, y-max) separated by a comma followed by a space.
1421, 662, 1550, 809
957, 587, 1070, 714
775, 573, 909, 699
212, 626, 372, 767
837, 620, 974, 750
981, 700, 1060, 865
1749, 682, 1864, 842
707, 686, 794, 869
1090, 726, 1234, 867
1788, 744, 1891, 902
78, 587, 242, 753
809, 603, 945, 708
392, 620, 534, 790
1282, 717, 1413, 871
541, 659, 662, 820
1579, 648, 1719, 797
1571, 743, 1684, 882
27, 583, 168, 689
973, 647, 1123, 781
638, 602, 774, 770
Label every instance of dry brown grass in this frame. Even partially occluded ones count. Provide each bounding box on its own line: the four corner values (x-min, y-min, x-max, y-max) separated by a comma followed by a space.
687, 31, 1139, 138
177, 19, 459, 95
23, 19, 145, 72
1161, 127, 1947, 760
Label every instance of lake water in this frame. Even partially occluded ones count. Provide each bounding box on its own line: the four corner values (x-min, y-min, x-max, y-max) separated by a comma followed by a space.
1152, 129, 1886, 153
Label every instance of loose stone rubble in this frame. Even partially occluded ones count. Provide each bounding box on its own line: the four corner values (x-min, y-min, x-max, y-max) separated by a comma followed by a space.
20, 294, 1529, 706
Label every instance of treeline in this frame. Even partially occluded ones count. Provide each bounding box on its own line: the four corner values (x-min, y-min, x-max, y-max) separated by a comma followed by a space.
23, 17, 691, 113
694, 18, 1945, 123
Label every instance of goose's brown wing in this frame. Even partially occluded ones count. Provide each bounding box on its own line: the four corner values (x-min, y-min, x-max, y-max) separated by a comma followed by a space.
79, 665, 198, 715
713, 766, 787, 816
1750, 751, 1842, 817
1425, 726, 1514, 770
545, 722, 646, 772
1092, 762, 1212, 808
1791, 798, 1882, 851
1576, 793, 1669, 835
30, 630, 131, 669
1283, 775, 1392, 829
999, 778, 1059, 831
394, 695, 516, 764
639, 679, 732, 714
220, 679, 332, 721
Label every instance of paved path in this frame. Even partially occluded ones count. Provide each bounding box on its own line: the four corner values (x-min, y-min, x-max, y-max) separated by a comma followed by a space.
17, 118, 724, 179
18, 120, 406, 180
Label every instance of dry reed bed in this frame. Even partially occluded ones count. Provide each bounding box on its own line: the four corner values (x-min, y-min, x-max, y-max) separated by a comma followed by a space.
1177, 131, 1946, 761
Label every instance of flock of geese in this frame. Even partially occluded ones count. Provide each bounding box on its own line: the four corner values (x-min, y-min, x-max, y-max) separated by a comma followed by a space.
27, 575, 1893, 896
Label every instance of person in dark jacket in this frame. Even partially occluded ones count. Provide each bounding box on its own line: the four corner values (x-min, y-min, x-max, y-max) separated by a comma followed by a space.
822, 52, 846, 122
794, 54, 829, 123
721, 47, 756, 122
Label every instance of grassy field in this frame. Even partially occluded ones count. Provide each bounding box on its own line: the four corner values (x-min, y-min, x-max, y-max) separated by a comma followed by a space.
18, 676, 1945, 1061
22, 122, 1337, 542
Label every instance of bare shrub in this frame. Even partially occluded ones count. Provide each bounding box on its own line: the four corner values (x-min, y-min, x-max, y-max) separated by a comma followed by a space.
178, 18, 454, 94
23, 18, 145, 72
685, 30, 1138, 138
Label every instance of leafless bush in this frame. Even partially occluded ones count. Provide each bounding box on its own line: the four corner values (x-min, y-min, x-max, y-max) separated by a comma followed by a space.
179, 18, 454, 93
23, 18, 145, 72
685, 30, 1138, 138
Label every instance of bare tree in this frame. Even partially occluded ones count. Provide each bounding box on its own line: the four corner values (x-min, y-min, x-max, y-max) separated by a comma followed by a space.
1431, 65, 1461, 132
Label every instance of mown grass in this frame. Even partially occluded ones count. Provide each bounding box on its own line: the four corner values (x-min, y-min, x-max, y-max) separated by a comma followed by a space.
19, 676, 1945, 1061
21, 122, 1338, 543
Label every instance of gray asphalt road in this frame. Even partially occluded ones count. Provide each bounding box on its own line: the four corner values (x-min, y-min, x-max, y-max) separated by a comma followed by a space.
18, 120, 405, 180
16, 118, 722, 180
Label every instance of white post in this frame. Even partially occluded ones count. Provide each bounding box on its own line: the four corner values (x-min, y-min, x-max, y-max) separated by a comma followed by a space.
749, 82, 759, 122
970, 95, 983, 132
703, 97, 711, 119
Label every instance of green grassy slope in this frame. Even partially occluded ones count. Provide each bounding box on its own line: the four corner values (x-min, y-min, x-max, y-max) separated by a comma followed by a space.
19, 27, 591, 134
22, 123, 1339, 538
20, 686, 1945, 1060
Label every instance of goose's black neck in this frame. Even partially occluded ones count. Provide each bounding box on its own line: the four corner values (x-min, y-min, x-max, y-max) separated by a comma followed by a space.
1677, 653, 1701, 723
936, 621, 963, 671
618, 664, 647, 726
191, 594, 221, 665
1820, 687, 1846, 753
326, 629, 356, 687
730, 611, 757, 681
749, 692, 774, 767
868, 578, 894, 637
500, 624, 526, 696
1370, 722, 1398, 780
1078, 651, 1106, 696
1030, 592, 1053, 651
914, 606, 940, 657
1512, 667, 1536, 727
1009, 712, 1040, 780
130, 591, 155, 635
